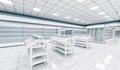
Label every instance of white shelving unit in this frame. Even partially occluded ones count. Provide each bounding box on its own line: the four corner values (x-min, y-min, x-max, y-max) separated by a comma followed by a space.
52, 37, 73, 56
25, 35, 48, 70
105, 28, 113, 43
73, 36, 92, 48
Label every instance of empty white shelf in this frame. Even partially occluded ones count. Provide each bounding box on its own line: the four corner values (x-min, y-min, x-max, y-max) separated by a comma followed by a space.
54, 47, 72, 54
32, 48, 47, 58
32, 56, 47, 66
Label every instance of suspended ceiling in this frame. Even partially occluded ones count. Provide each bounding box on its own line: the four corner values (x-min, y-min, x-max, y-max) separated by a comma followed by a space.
0, 0, 120, 26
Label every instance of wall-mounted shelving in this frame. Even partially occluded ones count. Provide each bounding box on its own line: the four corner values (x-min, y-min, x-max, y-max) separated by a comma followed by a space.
88, 28, 104, 43
115, 31, 120, 38
105, 27, 113, 43
57, 28, 73, 37
25, 35, 48, 70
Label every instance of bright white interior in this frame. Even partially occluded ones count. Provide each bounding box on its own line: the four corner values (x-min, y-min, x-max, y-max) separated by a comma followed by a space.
0, 0, 120, 70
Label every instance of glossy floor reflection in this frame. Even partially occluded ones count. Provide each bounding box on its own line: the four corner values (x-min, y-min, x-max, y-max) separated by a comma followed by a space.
0, 38, 120, 70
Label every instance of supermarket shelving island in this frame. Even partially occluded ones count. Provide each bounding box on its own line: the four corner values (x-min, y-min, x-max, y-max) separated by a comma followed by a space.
52, 37, 74, 57
73, 36, 92, 49
25, 35, 48, 70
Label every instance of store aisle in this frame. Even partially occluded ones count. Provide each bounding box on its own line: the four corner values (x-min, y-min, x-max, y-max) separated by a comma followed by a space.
68, 38, 120, 70
0, 39, 120, 70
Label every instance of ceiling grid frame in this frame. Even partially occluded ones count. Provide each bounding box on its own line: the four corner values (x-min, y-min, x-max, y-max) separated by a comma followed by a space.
0, 0, 120, 26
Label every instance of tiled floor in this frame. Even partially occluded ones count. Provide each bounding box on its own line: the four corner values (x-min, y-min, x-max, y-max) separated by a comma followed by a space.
0, 46, 20, 70
0, 38, 120, 70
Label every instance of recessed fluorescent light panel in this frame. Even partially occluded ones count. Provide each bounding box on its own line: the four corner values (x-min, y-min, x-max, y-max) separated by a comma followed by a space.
76, 0, 84, 3
81, 21, 85, 22
74, 19, 79, 21
90, 6, 99, 10
53, 13, 59, 16
65, 17, 71, 19
104, 16, 110, 18
98, 12, 106, 15
0, 0, 13, 5
33, 8, 41, 12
